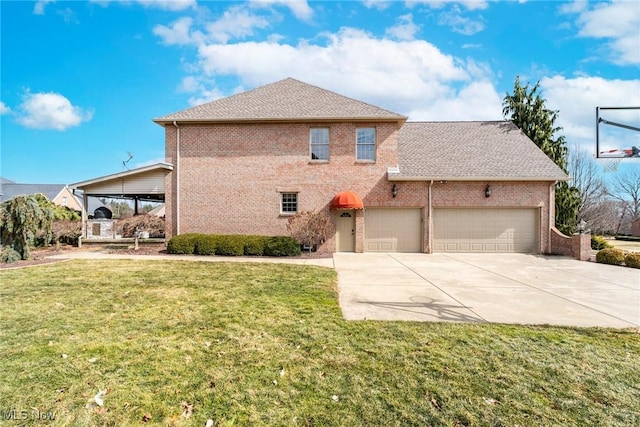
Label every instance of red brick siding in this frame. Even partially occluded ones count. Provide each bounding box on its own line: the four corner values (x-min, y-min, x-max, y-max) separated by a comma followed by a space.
164, 122, 556, 253
430, 181, 553, 253
165, 121, 401, 252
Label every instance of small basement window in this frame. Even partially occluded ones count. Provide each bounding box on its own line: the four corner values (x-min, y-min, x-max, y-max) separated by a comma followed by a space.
280, 193, 298, 214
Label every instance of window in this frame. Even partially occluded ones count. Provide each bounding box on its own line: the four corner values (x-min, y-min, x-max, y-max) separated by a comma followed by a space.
310, 128, 329, 161
62, 197, 68, 206
356, 127, 376, 161
280, 193, 298, 214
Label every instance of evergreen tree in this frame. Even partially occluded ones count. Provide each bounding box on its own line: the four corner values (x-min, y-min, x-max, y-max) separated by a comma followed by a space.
0, 195, 54, 259
503, 76, 581, 235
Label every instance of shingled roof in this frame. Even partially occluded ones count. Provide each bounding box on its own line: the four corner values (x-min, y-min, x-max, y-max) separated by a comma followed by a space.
153, 78, 407, 124
393, 121, 569, 181
0, 182, 67, 202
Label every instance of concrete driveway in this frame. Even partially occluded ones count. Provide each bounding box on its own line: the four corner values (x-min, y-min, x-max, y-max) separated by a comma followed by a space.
334, 253, 640, 328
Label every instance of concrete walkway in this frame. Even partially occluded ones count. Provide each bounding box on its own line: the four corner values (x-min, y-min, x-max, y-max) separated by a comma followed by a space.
334, 253, 640, 328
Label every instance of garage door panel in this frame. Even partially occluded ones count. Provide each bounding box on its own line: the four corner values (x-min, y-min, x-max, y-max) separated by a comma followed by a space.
365, 208, 422, 253
434, 208, 538, 253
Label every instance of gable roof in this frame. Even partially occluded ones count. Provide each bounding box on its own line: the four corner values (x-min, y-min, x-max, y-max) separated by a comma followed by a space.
393, 121, 569, 181
0, 183, 66, 202
153, 78, 407, 124
69, 162, 173, 190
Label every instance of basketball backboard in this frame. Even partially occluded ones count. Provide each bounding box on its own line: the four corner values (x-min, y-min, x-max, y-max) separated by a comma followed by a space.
596, 106, 640, 159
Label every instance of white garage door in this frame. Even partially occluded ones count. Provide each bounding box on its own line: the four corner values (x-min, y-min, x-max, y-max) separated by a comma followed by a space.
365, 208, 422, 252
433, 208, 539, 253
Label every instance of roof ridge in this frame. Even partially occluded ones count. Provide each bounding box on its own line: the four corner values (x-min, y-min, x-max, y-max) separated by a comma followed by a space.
153, 78, 406, 123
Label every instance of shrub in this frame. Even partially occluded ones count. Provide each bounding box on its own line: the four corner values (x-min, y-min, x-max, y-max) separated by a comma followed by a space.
167, 233, 202, 254
624, 252, 640, 269
194, 235, 218, 255
264, 236, 301, 257
287, 210, 331, 253
117, 215, 165, 238
0, 195, 54, 259
0, 246, 21, 263
595, 248, 625, 266
244, 235, 267, 256
591, 235, 612, 251
215, 235, 245, 256
52, 220, 82, 246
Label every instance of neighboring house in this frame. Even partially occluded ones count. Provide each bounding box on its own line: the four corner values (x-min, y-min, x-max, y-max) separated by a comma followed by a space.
0, 177, 105, 215
147, 203, 165, 217
153, 78, 569, 254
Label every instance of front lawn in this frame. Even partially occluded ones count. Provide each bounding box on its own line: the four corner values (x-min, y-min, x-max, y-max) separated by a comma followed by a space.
1, 260, 638, 426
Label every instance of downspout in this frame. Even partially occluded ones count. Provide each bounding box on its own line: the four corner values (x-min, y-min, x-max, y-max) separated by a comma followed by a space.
548, 181, 556, 253
428, 180, 434, 253
173, 121, 181, 235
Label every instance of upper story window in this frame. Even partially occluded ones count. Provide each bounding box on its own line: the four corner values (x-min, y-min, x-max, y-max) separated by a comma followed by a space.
62, 197, 68, 206
356, 127, 376, 161
280, 192, 298, 215
310, 128, 329, 161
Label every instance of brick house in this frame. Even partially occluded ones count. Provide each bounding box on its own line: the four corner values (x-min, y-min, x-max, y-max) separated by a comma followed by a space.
153, 78, 569, 254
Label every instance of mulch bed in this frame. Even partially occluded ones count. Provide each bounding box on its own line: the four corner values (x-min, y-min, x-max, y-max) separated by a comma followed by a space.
0, 248, 73, 270
1, 244, 332, 269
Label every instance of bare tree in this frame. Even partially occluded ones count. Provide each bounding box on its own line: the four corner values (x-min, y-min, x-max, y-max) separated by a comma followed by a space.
568, 145, 607, 217
610, 169, 640, 220
287, 210, 332, 253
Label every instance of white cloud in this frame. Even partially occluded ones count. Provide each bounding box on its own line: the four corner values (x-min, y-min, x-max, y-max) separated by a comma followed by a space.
153, 17, 196, 45
385, 14, 419, 41
541, 76, 640, 152
408, 0, 489, 11
205, 5, 270, 43
33, 0, 55, 15
437, 5, 485, 35
362, 0, 391, 10
90, 0, 196, 11
407, 80, 503, 121
249, 0, 313, 21
17, 91, 93, 131
177, 26, 504, 120
0, 101, 11, 115
565, 0, 640, 65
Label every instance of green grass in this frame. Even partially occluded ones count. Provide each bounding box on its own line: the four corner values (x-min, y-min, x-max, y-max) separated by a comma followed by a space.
1, 260, 639, 426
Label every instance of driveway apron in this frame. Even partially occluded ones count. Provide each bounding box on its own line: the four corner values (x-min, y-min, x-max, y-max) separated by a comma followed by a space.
333, 253, 640, 328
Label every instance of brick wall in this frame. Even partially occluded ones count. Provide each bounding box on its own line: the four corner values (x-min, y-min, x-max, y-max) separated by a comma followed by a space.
164, 122, 557, 253
164, 121, 402, 252
550, 227, 591, 261
431, 181, 553, 253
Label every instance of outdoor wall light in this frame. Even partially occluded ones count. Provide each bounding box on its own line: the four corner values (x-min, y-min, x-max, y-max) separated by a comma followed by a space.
485, 184, 491, 198
392, 184, 398, 198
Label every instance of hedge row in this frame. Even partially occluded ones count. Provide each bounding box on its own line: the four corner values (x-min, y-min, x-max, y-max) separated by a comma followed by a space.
595, 248, 640, 269
167, 233, 301, 257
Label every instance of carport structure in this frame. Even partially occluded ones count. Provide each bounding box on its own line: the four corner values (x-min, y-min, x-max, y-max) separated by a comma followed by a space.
69, 163, 173, 238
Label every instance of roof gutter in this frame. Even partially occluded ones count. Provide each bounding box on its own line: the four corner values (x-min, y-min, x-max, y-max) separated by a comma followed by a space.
387, 176, 570, 182
153, 116, 408, 126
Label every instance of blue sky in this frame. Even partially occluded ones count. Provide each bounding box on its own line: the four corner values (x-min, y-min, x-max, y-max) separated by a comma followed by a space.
1, 0, 639, 185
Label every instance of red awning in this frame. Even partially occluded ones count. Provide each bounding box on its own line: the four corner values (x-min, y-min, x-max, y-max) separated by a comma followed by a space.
330, 191, 364, 209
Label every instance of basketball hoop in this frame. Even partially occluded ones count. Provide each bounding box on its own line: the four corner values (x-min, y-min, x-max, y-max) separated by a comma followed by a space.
599, 157, 621, 173
595, 106, 640, 172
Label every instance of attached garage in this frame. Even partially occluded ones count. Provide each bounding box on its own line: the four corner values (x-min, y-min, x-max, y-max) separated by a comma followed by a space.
365, 208, 422, 252
433, 208, 539, 253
